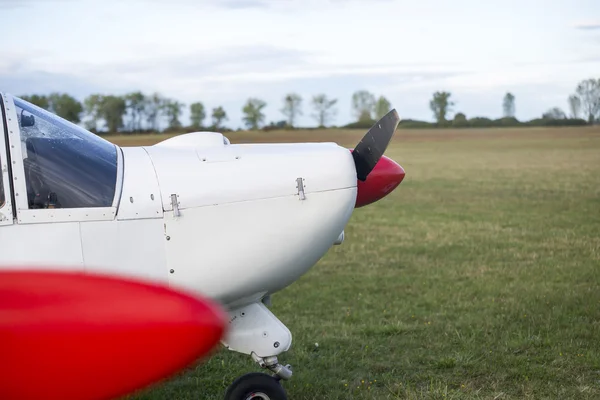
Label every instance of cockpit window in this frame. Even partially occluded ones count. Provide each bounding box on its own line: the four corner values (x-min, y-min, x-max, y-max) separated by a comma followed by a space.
14, 97, 118, 209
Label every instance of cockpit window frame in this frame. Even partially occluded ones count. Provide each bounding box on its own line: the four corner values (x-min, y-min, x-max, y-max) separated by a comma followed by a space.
0, 93, 15, 225
0, 95, 5, 208
2, 93, 124, 224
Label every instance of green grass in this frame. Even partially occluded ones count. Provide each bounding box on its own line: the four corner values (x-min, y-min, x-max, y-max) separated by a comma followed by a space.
120, 127, 600, 399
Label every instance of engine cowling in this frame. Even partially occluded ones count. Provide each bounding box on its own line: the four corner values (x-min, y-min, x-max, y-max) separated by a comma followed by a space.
154, 132, 230, 149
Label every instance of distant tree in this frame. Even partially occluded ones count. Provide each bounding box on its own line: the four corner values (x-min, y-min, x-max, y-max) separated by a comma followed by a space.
281, 93, 302, 127
189, 102, 206, 129
351, 90, 376, 121
83, 94, 126, 132
542, 107, 566, 120
146, 93, 165, 132
20, 94, 49, 110
452, 112, 468, 127
568, 95, 581, 119
162, 99, 185, 130
47, 92, 83, 123
575, 78, 600, 124
242, 98, 267, 130
83, 94, 104, 131
311, 94, 337, 127
502, 92, 515, 117
468, 117, 494, 127
429, 91, 454, 124
125, 91, 147, 131
211, 106, 228, 129
100, 95, 127, 132
497, 116, 521, 127
263, 120, 288, 131
374, 96, 392, 120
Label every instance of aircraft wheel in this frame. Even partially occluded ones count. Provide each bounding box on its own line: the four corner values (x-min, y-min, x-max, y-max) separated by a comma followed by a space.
224, 372, 288, 400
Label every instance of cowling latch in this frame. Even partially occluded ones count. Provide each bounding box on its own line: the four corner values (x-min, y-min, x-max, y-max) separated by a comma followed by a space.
296, 178, 306, 201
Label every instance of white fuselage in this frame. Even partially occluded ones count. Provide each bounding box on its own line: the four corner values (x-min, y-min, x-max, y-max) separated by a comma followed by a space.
0, 129, 357, 309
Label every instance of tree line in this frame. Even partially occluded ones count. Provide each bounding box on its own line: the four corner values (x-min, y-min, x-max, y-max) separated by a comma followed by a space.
18, 77, 599, 134
420, 77, 599, 129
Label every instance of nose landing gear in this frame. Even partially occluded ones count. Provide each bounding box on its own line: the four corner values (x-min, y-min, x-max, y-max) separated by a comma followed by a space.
223, 372, 288, 400
221, 302, 293, 400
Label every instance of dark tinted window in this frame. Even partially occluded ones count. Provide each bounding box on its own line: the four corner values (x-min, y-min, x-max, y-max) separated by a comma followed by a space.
14, 97, 118, 209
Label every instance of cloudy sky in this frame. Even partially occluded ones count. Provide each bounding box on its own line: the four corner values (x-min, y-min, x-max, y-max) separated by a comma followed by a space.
0, 0, 599, 128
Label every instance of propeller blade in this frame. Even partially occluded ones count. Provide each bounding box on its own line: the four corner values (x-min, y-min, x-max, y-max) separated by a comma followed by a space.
352, 109, 400, 181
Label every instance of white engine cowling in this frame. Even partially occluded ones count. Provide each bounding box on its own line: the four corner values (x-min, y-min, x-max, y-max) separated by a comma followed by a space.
154, 131, 230, 149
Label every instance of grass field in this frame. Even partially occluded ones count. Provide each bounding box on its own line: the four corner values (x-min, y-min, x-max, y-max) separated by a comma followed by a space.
112, 126, 600, 399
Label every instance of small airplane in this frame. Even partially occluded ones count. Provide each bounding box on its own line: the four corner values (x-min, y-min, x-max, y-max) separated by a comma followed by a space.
0, 92, 405, 400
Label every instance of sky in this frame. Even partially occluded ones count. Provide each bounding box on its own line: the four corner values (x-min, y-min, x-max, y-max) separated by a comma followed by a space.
0, 0, 599, 129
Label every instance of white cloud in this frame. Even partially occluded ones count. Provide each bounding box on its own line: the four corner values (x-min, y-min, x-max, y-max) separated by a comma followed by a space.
573, 20, 600, 30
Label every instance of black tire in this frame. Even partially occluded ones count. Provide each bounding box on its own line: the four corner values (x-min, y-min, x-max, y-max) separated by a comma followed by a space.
224, 372, 288, 400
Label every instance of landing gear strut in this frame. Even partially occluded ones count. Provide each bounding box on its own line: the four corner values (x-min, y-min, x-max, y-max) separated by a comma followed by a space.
250, 353, 293, 380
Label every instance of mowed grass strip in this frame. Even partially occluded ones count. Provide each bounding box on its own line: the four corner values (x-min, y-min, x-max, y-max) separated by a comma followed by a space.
116, 127, 600, 399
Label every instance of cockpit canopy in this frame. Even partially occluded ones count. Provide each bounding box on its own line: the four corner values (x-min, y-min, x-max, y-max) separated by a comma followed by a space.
13, 97, 119, 209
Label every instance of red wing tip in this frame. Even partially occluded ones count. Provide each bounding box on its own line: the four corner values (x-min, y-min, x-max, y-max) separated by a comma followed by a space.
0, 269, 226, 400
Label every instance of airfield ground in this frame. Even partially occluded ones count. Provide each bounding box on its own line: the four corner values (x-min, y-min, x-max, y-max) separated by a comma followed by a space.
110, 126, 600, 399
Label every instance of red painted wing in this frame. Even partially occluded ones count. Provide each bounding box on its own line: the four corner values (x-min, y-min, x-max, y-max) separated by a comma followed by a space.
0, 270, 226, 400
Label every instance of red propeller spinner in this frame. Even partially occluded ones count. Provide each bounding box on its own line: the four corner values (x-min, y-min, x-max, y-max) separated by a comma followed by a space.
351, 150, 405, 208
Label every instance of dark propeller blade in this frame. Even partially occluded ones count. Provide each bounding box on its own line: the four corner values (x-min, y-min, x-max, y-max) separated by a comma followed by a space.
352, 109, 400, 181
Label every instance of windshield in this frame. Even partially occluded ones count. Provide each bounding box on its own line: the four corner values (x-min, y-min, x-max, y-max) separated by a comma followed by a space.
14, 97, 118, 209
